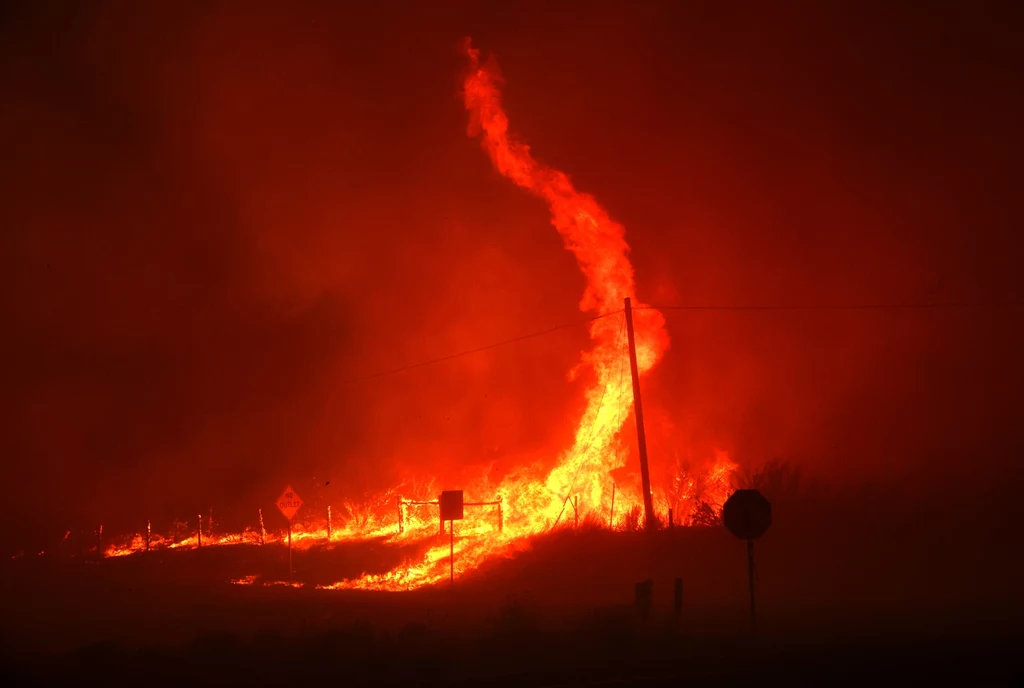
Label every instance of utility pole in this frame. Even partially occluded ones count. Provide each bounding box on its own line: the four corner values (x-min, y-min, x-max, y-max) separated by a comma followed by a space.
624, 297, 656, 532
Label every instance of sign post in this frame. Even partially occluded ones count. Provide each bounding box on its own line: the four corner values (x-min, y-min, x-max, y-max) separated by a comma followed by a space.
723, 489, 772, 637
276, 484, 304, 584
439, 490, 464, 583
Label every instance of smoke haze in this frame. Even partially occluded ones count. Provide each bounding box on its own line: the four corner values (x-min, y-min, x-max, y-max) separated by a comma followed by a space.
1, 0, 1022, 551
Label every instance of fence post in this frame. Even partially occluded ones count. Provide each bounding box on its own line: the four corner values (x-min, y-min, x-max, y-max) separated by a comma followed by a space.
635, 579, 653, 620
673, 577, 683, 619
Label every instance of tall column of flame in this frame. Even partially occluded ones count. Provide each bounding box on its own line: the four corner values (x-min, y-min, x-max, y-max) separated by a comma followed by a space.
101, 49, 737, 572
320, 40, 671, 590
102, 48, 736, 573
463, 40, 669, 522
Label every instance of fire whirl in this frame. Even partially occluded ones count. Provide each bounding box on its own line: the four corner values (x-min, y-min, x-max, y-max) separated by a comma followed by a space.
102, 40, 735, 588
323, 39, 674, 590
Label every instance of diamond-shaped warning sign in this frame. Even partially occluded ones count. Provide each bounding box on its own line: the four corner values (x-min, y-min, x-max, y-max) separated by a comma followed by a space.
276, 484, 303, 521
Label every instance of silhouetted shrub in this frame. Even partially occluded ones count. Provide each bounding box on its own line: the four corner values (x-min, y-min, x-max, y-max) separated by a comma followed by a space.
739, 458, 811, 505
622, 505, 643, 532
689, 501, 721, 527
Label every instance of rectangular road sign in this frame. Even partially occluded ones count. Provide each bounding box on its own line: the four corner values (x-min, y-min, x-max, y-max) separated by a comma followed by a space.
276, 485, 303, 521
439, 490, 464, 521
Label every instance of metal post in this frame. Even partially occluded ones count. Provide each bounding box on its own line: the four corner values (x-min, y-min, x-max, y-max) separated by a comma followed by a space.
669, 508, 674, 528
624, 298, 656, 532
449, 520, 454, 584
145, 520, 151, 552
259, 508, 266, 546
396, 496, 404, 534
288, 522, 293, 584
197, 514, 202, 548
98, 525, 103, 558
497, 496, 503, 532
327, 505, 332, 540
573, 496, 579, 529
747, 538, 757, 637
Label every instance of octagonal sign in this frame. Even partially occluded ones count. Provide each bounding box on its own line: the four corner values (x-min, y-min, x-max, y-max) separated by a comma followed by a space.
723, 489, 772, 540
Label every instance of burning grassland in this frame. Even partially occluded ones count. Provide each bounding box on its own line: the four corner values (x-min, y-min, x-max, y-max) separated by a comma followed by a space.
94, 448, 736, 590
72, 39, 738, 588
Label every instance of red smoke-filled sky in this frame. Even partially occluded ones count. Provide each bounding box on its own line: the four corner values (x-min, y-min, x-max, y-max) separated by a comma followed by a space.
1, 1, 1022, 550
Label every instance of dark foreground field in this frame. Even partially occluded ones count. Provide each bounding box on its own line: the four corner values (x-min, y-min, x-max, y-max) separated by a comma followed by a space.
2, 481, 1021, 685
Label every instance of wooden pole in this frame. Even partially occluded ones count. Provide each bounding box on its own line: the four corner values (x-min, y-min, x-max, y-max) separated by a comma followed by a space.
497, 496, 503, 532
624, 297, 656, 532
259, 508, 266, 546
669, 508, 674, 528
396, 496, 404, 534
449, 520, 454, 584
573, 496, 579, 529
327, 505, 332, 540
609, 482, 616, 527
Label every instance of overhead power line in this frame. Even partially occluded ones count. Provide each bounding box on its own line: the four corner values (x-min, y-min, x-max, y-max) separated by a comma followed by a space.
640, 301, 1024, 312
339, 309, 621, 385
340, 299, 1022, 385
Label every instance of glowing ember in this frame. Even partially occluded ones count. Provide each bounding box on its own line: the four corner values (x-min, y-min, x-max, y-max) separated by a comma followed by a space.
97, 40, 736, 588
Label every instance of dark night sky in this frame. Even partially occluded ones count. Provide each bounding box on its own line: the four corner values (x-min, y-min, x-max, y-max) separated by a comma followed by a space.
1, 1, 1022, 551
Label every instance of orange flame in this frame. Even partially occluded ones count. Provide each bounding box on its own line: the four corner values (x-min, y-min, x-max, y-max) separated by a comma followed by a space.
465, 36, 670, 509
322, 39, 672, 589
100, 40, 735, 589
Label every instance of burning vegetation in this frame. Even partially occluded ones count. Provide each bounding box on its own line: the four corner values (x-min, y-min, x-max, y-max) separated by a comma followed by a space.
92, 40, 736, 588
